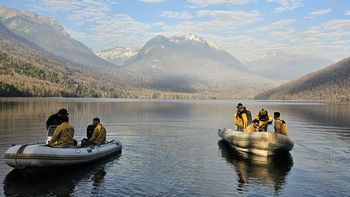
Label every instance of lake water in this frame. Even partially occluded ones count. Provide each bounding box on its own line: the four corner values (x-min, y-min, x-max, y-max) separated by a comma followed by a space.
0, 98, 349, 196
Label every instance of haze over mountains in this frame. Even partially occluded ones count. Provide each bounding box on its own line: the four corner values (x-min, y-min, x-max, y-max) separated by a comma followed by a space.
0, 6, 348, 100
244, 51, 333, 80
256, 57, 350, 101
122, 34, 278, 97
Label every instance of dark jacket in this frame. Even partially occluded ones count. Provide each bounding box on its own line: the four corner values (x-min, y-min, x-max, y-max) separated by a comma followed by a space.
46, 113, 63, 129
87, 124, 96, 139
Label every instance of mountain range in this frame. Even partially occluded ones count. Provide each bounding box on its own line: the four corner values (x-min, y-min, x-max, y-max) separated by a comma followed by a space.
1, 6, 348, 100
122, 34, 277, 98
0, 7, 135, 80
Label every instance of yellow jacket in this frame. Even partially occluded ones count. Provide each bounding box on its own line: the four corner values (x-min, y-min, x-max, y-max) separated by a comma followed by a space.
255, 112, 273, 127
89, 124, 106, 145
234, 113, 248, 129
245, 123, 258, 133
48, 122, 75, 147
275, 118, 288, 136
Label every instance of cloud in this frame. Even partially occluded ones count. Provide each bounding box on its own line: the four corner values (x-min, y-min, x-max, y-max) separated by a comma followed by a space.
267, 0, 303, 14
25, 0, 349, 62
322, 19, 350, 30
40, 0, 77, 11
139, 0, 166, 3
187, 0, 251, 7
65, 27, 88, 40
35, 0, 152, 50
270, 19, 297, 28
305, 8, 332, 19
40, 0, 115, 25
158, 9, 261, 36
247, 19, 296, 33
159, 11, 193, 19
90, 13, 152, 49
196, 10, 261, 25
346, 10, 350, 16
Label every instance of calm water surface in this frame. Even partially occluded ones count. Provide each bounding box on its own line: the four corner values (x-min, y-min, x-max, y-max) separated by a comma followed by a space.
0, 98, 349, 196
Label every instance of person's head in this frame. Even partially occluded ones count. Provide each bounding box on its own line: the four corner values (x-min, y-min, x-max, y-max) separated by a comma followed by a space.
236, 103, 243, 108
58, 108, 69, 117
274, 112, 281, 119
238, 105, 245, 112
259, 108, 267, 116
61, 115, 69, 123
93, 117, 100, 126
253, 119, 259, 127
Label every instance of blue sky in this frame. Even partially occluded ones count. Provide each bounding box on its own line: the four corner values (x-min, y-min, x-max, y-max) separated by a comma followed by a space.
1, 0, 350, 61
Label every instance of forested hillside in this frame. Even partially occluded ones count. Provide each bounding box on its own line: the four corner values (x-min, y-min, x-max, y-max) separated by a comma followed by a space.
255, 57, 350, 101
0, 42, 120, 97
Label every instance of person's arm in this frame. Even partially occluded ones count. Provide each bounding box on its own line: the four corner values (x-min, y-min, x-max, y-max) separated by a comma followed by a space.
89, 126, 100, 143
48, 127, 61, 146
234, 113, 237, 125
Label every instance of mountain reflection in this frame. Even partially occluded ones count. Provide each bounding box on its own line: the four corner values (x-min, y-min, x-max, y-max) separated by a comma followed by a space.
218, 140, 293, 195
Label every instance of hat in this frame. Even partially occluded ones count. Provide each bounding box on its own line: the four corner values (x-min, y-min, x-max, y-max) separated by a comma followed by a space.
58, 108, 69, 115
238, 105, 245, 110
237, 103, 243, 108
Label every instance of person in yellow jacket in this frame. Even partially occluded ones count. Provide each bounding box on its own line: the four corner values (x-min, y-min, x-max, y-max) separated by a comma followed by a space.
255, 108, 273, 132
234, 104, 252, 131
88, 118, 106, 145
48, 116, 75, 147
274, 112, 288, 136
245, 119, 260, 132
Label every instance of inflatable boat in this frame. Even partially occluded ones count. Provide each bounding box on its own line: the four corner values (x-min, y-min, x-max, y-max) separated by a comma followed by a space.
218, 128, 293, 156
4, 140, 122, 169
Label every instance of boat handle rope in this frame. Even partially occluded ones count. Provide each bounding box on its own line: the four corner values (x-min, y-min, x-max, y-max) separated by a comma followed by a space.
15, 144, 29, 169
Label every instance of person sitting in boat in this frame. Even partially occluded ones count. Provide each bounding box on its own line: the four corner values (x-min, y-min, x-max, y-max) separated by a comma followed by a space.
255, 108, 273, 132
46, 108, 69, 129
234, 104, 252, 131
48, 115, 75, 147
274, 112, 288, 136
86, 118, 106, 145
234, 103, 243, 130
245, 119, 259, 132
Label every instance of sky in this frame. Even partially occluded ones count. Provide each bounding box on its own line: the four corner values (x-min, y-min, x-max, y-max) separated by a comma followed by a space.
1, 0, 350, 62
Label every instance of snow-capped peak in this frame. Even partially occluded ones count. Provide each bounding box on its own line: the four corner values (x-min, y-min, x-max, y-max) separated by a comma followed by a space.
95, 47, 138, 65
183, 33, 203, 42
170, 33, 220, 50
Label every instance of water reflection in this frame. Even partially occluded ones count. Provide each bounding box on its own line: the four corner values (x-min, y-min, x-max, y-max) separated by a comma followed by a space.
218, 140, 293, 195
3, 155, 118, 197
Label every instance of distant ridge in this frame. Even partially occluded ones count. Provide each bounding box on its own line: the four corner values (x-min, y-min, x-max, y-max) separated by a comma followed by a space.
245, 51, 333, 80
255, 57, 350, 101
